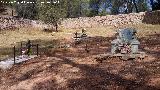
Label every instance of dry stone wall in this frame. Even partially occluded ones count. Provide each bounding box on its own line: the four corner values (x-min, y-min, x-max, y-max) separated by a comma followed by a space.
142, 11, 160, 24
0, 16, 54, 30
61, 10, 160, 29
0, 10, 160, 30
0, 16, 33, 30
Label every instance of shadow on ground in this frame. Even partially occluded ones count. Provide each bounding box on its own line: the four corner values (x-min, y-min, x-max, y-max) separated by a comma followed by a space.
1, 33, 160, 90
63, 59, 157, 90
46, 36, 114, 58
139, 33, 160, 58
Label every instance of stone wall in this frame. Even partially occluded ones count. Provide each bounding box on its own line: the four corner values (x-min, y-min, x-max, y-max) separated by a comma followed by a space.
0, 10, 160, 30
60, 10, 160, 29
0, 16, 32, 30
0, 16, 54, 30
142, 11, 160, 24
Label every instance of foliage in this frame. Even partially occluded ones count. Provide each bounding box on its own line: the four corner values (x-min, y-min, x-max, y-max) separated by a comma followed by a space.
15, 0, 37, 19
81, 1, 90, 17
0, 0, 10, 13
66, 0, 81, 18
0, 0, 159, 24
137, 0, 148, 12
89, 0, 101, 16
111, 0, 124, 14
37, 0, 67, 25
152, 0, 160, 10
98, 9, 109, 16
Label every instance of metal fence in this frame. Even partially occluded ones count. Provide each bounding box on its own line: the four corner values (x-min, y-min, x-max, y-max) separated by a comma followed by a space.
0, 41, 41, 61
0, 41, 72, 62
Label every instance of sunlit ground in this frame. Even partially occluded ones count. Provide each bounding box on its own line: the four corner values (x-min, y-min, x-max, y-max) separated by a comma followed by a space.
0, 23, 160, 90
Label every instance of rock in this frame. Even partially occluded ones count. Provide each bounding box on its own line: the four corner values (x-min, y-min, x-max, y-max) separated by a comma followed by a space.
0, 11, 160, 30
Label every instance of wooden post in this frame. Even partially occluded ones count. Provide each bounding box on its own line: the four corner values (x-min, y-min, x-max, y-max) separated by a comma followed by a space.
75, 32, 79, 45
75, 32, 78, 38
11, 9, 14, 16
20, 42, 22, 56
55, 21, 58, 32
10, 3, 14, 16
36, 44, 39, 56
13, 46, 16, 64
85, 43, 89, 53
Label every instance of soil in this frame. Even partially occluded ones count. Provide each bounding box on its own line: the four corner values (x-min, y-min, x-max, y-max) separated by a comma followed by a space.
0, 33, 160, 90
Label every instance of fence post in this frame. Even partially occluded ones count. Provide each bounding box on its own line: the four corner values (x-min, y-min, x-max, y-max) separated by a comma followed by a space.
20, 42, 22, 56
85, 43, 89, 53
37, 44, 39, 56
13, 46, 16, 64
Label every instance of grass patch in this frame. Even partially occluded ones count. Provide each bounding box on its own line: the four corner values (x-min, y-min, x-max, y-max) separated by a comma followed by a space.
0, 23, 160, 60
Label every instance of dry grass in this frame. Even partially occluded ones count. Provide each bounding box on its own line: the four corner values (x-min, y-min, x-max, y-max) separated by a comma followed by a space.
120, 24, 160, 37
0, 23, 160, 89
0, 23, 160, 60
1, 23, 160, 48
0, 27, 55, 48
0, 26, 116, 48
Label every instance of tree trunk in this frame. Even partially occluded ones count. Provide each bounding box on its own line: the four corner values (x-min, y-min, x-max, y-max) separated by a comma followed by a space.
127, 0, 133, 13
79, 0, 82, 17
66, 0, 71, 18
133, 0, 139, 13
150, 0, 154, 10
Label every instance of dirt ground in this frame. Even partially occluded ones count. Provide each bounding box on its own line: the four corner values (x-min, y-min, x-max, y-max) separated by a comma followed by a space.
0, 24, 160, 90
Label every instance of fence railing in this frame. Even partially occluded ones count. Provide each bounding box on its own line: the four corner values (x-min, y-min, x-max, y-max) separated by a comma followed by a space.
12, 44, 39, 64
0, 41, 41, 62
0, 38, 90, 64
0, 42, 70, 61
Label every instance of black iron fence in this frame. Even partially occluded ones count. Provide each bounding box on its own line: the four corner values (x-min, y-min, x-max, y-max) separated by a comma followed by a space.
0, 41, 42, 62
0, 41, 71, 61
18, 41, 39, 56
0, 38, 90, 63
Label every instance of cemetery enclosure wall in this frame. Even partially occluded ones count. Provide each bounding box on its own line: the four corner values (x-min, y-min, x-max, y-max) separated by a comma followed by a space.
0, 16, 48, 30
0, 16, 32, 30
61, 10, 160, 29
0, 10, 160, 30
